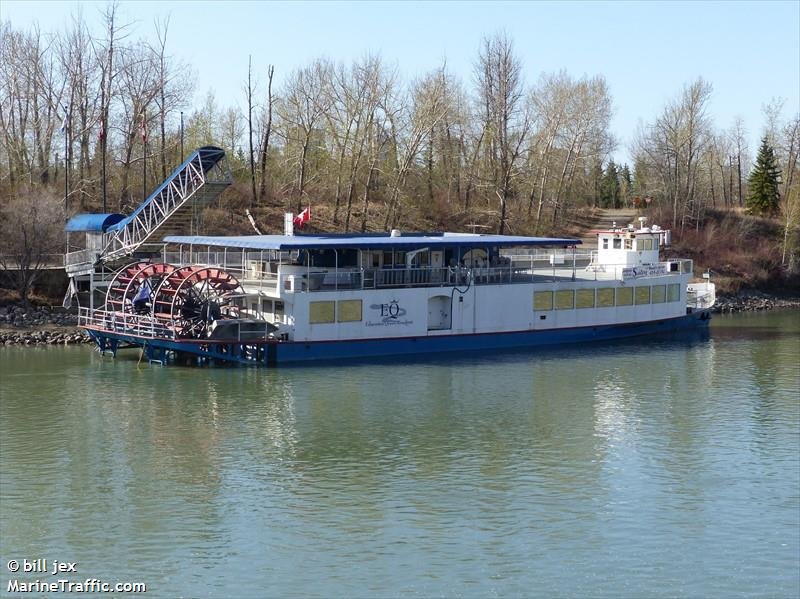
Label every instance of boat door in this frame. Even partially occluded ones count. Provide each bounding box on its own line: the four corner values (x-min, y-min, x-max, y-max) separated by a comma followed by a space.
430, 250, 444, 283
428, 295, 451, 330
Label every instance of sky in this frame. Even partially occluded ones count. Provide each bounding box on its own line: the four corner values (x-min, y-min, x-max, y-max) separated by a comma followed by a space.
2, 0, 799, 165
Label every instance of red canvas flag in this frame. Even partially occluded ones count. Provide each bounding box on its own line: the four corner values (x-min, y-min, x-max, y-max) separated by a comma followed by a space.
293, 206, 310, 229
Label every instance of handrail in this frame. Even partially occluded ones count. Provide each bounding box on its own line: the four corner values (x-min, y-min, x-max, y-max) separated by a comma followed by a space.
78, 307, 175, 339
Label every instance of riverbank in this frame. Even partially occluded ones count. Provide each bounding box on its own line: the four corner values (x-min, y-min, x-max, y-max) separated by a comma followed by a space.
712, 290, 800, 314
0, 304, 90, 346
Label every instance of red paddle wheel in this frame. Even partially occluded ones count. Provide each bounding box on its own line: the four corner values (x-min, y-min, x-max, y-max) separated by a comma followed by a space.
104, 261, 177, 315
151, 267, 244, 338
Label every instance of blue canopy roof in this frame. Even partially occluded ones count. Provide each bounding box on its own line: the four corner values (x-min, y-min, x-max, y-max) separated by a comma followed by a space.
65, 213, 125, 232
163, 232, 581, 251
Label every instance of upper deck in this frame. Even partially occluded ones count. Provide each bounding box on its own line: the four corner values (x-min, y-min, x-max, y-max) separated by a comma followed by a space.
161, 229, 693, 295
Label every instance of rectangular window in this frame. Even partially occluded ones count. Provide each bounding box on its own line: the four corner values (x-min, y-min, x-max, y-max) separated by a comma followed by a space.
616, 287, 634, 306
555, 289, 575, 310
602, 238, 609, 249
337, 299, 362, 322
639, 238, 653, 250
575, 288, 595, 309
309, 301, 335, 324
667, 283, 681, 302
624, 238, 633, 250
652, 285, 666, 303
533, 291, 553, 311
597, 287, 615, 307
613, 238, 622, 249
383, 251, 394, 267
681, 260, 693, 274
654, 238, 659, 250
635, 286, 651, 304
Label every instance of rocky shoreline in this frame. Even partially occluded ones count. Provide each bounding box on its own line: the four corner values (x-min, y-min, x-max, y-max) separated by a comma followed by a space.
0, 291, 798, 347
712, 291, 800, 314
0, 304, 90, 346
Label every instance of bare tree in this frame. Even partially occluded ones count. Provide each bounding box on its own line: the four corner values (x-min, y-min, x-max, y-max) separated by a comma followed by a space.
246, 55, 257, 209
0, 189, 64, 304
474, 32, 528, 233
258, 64, 275, 202
277, 60, 330, 211
634, 78, 713, 230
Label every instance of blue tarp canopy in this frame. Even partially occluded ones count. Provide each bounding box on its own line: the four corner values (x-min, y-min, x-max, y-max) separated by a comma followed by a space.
163, 232, 581, 251
65, 213, 125, 233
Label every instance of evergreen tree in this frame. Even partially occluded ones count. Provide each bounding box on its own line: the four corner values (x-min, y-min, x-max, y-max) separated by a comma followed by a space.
600, 160, 620, 208
746, 137, 781, 215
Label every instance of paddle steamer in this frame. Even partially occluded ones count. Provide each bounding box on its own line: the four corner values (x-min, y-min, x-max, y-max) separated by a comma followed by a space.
64, 147, 715, 365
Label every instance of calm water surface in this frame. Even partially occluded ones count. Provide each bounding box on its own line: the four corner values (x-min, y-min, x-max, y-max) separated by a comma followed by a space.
1, 311, 799, 598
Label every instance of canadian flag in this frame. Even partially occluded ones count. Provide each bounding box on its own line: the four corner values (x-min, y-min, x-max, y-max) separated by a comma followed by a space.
293, 206, 310, 229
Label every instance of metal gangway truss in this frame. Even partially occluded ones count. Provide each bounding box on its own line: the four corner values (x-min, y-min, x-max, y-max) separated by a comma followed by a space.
101, 146, 232, 263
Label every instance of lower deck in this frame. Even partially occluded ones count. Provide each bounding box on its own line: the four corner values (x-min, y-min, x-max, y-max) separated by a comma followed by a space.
85, 310, 712, 366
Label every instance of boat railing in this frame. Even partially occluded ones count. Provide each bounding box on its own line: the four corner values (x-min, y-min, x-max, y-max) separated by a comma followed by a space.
78, 307, 176, 339
687, 281, 716, 310
159, 249, 693, 293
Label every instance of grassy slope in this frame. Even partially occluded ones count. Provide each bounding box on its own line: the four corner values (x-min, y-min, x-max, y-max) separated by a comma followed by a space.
660, 208, 798, 296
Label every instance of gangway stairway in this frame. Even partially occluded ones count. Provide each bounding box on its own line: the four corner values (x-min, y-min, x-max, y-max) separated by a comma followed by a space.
102, 146, 232, 262
65, 146, 232, 276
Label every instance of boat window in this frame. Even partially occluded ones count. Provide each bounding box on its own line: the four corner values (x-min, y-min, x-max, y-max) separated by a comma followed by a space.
616, 287, 634, 306
652, 285, 666, 303
602, 238, 609, 249
667, 283, 681, 302
613, 238, 622, 249
337, 300, 362, 322
681, 260, 693, 274
624, 239, 633, 250
597, 288, 615, 307
309, 301, 335, 324
383, 251, 394, 267
635, 286, 651, 304
639, 238, 653, 251
654, 238, 659, 250
576, 288, 595, 308
555, 290, 575, 310
274, 301, 284, 314
533, 291, 553, 311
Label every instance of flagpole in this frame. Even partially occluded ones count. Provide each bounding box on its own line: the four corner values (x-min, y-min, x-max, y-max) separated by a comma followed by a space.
101, 114, 107, 213
63, 105, 69, 222
142, 110, 147, 202
180, 111, 184, 162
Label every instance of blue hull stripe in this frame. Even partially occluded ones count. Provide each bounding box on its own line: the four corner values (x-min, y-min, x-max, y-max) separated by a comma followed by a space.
275, 313, 709, 362
84, 313, 710, 366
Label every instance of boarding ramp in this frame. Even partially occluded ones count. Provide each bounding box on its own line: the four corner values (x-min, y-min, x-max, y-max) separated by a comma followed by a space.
101, 146, 231, 262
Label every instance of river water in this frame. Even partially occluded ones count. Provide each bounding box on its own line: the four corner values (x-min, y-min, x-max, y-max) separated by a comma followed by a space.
1, 311, 798, 598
